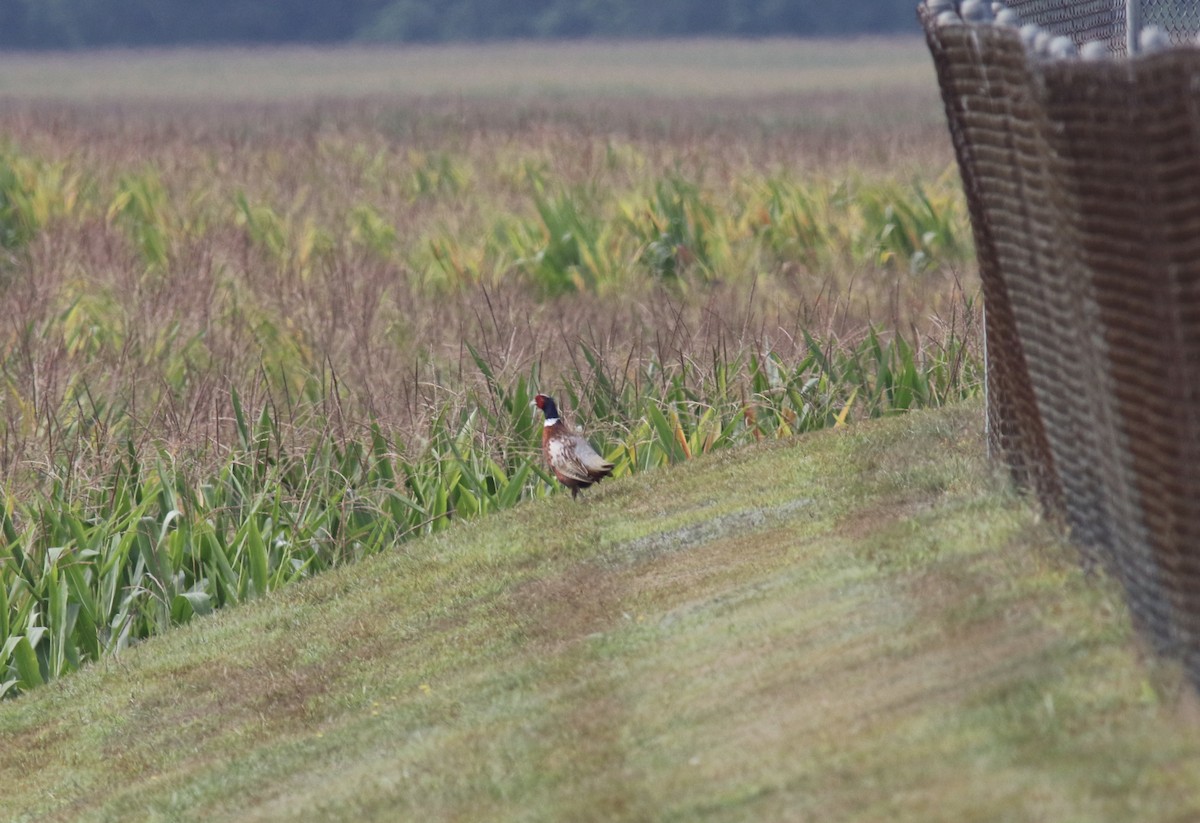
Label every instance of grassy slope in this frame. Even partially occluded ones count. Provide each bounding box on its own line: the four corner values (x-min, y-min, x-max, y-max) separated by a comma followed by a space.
4, 402, 1200, 822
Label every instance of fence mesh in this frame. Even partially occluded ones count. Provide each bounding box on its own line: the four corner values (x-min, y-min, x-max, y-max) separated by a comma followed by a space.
922, 1, 1200, 683
1003, 0, 1127, 49
999, 0, 1199, 48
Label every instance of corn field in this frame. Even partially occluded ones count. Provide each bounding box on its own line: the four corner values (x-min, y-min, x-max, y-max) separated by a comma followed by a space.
0, 93, 978, 697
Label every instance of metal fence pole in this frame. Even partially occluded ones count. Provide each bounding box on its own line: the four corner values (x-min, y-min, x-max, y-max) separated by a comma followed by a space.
1127, 0, 1142, 54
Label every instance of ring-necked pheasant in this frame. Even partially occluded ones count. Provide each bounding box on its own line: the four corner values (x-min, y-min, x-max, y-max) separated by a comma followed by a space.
532, 394, 614, 499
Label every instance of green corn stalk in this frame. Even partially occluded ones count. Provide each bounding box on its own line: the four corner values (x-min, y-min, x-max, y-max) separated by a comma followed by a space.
2, 316, 982, 698
108, 171, 173, 270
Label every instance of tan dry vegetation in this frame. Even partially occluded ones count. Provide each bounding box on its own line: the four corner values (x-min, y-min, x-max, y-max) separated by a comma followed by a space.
0, 60, 968, 488
0, 38, 936, 101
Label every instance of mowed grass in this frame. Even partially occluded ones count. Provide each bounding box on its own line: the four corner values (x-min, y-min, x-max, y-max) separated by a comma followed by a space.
3, 402, 1199, 822
0, 38, 936, 101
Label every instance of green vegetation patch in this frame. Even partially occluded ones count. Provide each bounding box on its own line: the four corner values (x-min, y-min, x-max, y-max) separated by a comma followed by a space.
3, 402, 1198, 822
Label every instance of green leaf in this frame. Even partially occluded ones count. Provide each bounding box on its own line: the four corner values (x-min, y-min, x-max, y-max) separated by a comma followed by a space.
62, 562, 101, 662
201, 530, 239, 608
646, 403, 687, 464
171, 591, 213, 624
247, 518, 269, 598
0, 577, 8, 641
370, 423, 396, 484
12, 635, 43, 689
496, 459, 533, 509
48, 566, 70, 678
1, 499, 19, 546
231, 388, 251, 451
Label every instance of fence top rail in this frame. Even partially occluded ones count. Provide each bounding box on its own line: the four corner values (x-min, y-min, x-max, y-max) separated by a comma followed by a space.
923, 0, 1200, 59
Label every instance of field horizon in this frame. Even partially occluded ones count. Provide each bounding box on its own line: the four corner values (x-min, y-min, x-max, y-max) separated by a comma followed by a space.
0, 37, 937, 101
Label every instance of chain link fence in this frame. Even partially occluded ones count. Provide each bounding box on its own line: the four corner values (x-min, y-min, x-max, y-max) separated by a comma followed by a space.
921, 0, 1200, 684
999, 0, 1199, 47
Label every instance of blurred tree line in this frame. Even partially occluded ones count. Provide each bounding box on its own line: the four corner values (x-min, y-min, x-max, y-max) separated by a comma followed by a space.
0, 0, 921, 48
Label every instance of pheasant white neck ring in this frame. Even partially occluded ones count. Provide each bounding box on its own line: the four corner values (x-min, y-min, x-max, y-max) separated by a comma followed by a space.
543, 418, 559, 427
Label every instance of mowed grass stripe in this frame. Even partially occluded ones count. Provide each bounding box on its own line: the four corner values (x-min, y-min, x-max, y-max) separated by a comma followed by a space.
3, 402, 1200, 822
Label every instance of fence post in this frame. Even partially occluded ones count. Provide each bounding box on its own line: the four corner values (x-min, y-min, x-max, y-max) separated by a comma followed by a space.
1127, 0, 1142, 53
